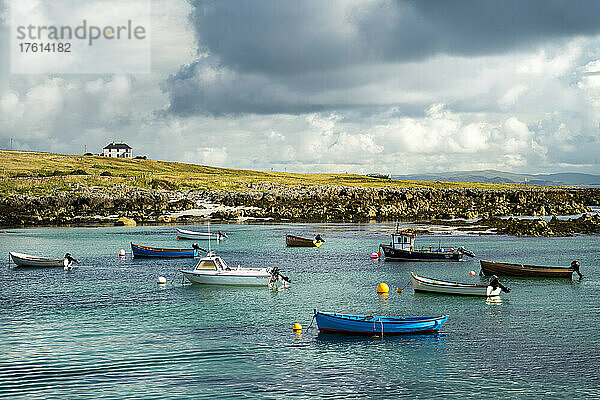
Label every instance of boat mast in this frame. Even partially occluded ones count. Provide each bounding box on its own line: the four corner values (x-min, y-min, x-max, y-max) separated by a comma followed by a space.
208, 222, 212, 255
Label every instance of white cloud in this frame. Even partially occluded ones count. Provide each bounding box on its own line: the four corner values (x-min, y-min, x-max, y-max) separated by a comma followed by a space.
183, 146, 228, 167
498, 84, 528, 109
1, 0, 600, 175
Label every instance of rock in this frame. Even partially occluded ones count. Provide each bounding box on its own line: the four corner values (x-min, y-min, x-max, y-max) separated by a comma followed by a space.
157, 215, 173, 223
0, 182, 599, 228
463, 213, 600, 236
115, 216, 136, 226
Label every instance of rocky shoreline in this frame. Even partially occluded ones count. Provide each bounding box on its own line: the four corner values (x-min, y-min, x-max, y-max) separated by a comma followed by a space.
1, 183, 600, 236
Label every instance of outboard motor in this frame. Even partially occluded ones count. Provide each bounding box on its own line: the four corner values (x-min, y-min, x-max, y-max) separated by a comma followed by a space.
217, 230, 228, 239
63, 253, 79, 271
64, 253, 80, 264
269, 266, 291, 286
571, 260, 584, 279
192, 243, 206, 252
488, 275, 510, 293
456, 247, 475, 257
315, 234, 324, 243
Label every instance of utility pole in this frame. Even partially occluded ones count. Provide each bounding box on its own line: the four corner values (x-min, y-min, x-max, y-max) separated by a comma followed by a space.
10, 138, 12, 151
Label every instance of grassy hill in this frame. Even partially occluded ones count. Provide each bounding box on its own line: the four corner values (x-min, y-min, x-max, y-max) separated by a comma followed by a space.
0, 150, 529, 198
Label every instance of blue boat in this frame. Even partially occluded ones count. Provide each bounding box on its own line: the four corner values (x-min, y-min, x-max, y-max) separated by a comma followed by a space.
131, 243, 203, 258
314, 310, 448, 336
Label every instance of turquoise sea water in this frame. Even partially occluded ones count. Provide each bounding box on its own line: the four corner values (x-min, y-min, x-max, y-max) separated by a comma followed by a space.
0, 223, 598, 399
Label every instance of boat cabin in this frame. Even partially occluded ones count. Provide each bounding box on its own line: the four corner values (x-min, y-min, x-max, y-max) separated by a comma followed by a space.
193, 255, 232, 271
391, 231, 415, 251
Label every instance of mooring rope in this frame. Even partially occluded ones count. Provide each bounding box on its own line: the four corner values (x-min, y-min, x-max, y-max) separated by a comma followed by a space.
305, 314, 316, 332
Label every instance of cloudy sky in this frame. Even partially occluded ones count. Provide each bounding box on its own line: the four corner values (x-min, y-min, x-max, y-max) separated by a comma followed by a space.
1, 0, 600, 175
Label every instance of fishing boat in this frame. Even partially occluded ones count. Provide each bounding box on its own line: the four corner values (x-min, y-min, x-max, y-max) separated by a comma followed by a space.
286, 234, 325, 248
314, 310, 449, 336
176, 228, 227, 240
131, 243, 204, 258
480, 260, 583, 278
411, 272, 510, 297
180, 252, 291, 287
379, 229, 474, 261
9, 252, 77, 269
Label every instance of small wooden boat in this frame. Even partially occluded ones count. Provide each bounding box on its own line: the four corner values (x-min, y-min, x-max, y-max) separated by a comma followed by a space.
480, 260, 583, 278
314, 310, 449, 336
380, 229, 474, 262
286, 234, 325, 248
180, 252, 291, 287
9, 252, 71, 268
176, 228, 227, 240
131, 243, 204, 258
411, 272, 509, 297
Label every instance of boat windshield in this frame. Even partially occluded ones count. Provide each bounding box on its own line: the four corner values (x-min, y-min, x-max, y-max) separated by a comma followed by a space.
214, 258, 229, 270
195, 259, 217, 270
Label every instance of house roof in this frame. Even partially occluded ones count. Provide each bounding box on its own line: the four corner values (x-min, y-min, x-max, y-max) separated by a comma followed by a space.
104, 142, 132, 150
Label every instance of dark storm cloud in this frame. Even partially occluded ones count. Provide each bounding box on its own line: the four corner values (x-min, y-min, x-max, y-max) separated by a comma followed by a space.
188, 0, 600, 74
165, 0, 600, 116
164, 58, 329, 115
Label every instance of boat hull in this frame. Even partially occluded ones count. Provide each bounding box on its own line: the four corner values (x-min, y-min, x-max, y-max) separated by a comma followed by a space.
176, 228, 223, 240
411, 272, 501, 296
286, 235, 323, 247
480, 260, 574, 278
180, 270, 271, 286
9, 252, 67, 268
131, 243, 199, 258
380, 245, 462, 261
314, 311, 448, 335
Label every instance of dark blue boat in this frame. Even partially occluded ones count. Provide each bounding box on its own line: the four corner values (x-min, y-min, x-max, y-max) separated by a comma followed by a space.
314, 310, 448, 336
131, 243, 202, 258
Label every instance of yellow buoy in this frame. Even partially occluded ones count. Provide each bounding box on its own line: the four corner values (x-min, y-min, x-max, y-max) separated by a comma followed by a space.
377, 283, 389, 293
292, 323, 302, 332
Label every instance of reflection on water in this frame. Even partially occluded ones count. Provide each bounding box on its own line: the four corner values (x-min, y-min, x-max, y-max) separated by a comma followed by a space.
316, 332, 448, 347
377, 292, 390, 307
485, 296, 503, 305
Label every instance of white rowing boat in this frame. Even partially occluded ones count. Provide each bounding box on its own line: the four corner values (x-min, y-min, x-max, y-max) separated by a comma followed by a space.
410, 272, 509, 297
9, 252, 71, 268
176, 228, 227, 240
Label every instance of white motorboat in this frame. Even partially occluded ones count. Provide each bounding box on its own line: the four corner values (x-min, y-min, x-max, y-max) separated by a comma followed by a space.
180, 252, 290, 287
176, 228, 227, 240
9, 252, 75, 269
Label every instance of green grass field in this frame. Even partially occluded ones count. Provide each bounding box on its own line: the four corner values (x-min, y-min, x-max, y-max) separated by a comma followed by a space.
0, 150, 527, 197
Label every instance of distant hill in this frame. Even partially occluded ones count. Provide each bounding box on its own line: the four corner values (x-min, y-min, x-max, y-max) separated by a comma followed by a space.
392, 170, 600, 187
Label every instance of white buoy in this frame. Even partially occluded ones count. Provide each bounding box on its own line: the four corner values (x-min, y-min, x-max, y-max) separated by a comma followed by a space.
157, 276, 167, 284
119, 249, 126, 257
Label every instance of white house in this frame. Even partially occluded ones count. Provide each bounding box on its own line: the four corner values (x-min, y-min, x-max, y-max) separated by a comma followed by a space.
103, 142, 132, 158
